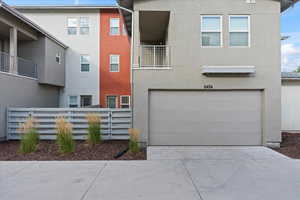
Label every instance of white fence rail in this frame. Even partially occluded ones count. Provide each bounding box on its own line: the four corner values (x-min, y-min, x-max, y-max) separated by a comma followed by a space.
7, 108, 132, 140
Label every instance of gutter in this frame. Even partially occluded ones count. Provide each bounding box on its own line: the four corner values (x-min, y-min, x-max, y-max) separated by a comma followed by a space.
116, 3, 134, 129
14, 5, 117, 10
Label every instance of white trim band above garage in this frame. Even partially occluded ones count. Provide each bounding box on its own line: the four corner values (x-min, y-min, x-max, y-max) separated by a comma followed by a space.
202, 66, 256, 74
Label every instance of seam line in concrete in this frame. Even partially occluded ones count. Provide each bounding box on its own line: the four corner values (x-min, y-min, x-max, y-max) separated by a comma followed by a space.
181, 160, 204, 200
80, 162, 108, 200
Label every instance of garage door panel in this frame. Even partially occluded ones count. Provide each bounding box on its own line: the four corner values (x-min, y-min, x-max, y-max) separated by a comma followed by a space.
149, 91, 262, 146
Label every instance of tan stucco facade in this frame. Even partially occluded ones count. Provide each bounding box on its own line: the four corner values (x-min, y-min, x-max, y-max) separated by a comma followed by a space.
131, 0, 281, 146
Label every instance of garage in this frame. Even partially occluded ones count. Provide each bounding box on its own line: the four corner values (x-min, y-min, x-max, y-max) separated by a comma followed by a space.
149, 90, 262, 146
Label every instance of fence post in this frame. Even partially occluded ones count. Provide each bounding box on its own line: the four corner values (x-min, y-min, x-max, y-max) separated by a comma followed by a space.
153, 46, 156, 67
6, 108, 9, 140
109, 110, 112, 139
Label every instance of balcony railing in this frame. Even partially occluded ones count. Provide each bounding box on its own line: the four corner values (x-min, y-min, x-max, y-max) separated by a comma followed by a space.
140, 45, 170, 68
0, 52, 10, 73
17, 57, 38, 78
0, 51, 37, 79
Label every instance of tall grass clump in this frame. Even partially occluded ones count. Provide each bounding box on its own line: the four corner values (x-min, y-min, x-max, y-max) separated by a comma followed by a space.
55, 116, 75, 154
18, 116, 39, 154
128, 128, 140, 153
86, 113, 102, 145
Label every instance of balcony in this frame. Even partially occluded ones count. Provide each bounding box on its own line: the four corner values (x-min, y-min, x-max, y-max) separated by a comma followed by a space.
139, 45, 171, 68
0, 51, 37, 79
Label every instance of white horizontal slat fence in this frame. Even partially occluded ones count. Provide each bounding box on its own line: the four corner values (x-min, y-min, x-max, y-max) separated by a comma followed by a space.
7, 108, 131, 140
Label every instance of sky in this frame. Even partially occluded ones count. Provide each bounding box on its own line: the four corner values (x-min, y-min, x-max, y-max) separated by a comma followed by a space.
3, 0, 300, 72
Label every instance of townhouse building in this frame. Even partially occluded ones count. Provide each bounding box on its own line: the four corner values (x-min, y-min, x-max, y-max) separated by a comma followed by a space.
100, 9, 131, 108
0, 1, 67, 140
17, 5, 131, 108
118, 0, 287, 146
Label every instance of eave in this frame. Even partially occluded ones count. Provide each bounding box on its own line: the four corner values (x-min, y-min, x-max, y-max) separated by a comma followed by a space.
117, 0, 299, 37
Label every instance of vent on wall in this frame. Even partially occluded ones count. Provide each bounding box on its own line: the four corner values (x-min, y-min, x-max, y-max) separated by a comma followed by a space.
246, 0, 256, 3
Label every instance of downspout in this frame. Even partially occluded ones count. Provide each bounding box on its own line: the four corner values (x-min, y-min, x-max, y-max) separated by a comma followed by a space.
116, 4, 134, 129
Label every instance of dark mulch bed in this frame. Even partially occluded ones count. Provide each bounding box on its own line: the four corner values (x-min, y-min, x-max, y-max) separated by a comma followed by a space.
273, 132, 300, 159
0, 140, 146, 161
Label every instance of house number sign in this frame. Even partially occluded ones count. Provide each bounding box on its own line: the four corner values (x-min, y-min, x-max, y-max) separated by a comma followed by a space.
204, 84, 214, 89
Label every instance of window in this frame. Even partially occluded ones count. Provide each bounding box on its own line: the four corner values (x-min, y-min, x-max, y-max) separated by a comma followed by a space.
67, 18, 78, 35
110, 55, 120, 72
79, 17, 89, 35
67, 17, 90, 35
229, 16, 250, 47
80, 95, 92, 107
107, 96, 117, 108
201, 16, 222, 47
56, 53, 61, 64
69, 96, 78, 108
120, 96, 130, 108
80, 55, 90, 72
110, 18, 120, 35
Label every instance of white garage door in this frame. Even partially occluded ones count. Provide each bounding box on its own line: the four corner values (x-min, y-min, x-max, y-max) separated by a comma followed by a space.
149, 90, 262, 146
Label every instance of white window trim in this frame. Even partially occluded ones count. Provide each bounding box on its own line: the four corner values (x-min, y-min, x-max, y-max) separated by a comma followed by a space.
79, 17, 90, 27
110, 18, 120, 36
68, 95, 79, 108
229, 15, 251, 48
67, 17, 78, 35
246, 0, 256, 4
110, 54, 120, 72
80, 55, 90, 72
200, 15, 223, 48
79, 17, 90, 35
120, 95, 130, 108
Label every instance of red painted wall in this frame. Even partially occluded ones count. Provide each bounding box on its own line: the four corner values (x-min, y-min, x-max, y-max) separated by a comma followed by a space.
100, 9, 131, 108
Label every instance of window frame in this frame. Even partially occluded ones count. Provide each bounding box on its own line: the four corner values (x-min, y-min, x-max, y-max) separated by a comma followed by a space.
200, 15, 223, 48
80, 95, 92, 107
56, 53, 61, 64
68, 95, 78, 108
80, 55, 90, 72
229, 15, 251, 48
79, 17, 90, 35
120, 95, 130, 108
107, 95, 117, 108
109, 54, 120, 72
67, 17, 78, 35
110, 18, 120, 36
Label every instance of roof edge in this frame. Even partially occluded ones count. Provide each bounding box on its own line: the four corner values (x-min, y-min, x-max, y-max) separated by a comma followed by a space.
0, 1, 68, 48
14, 5, 117, 10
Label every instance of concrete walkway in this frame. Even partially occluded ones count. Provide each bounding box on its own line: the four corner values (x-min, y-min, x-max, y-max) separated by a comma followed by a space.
1, 147, 300, 200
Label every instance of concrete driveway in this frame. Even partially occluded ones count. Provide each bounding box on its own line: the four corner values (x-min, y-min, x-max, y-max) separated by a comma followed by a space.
1, 147, 300, 200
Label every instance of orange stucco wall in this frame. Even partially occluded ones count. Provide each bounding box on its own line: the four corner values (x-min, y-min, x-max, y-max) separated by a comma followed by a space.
100, 9, 131, 108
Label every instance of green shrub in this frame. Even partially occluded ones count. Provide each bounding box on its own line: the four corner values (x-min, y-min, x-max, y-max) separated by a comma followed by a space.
55, 116, 75, 154
19, 117, 39, 154
86, 113, 101, 145
128, 128, 140, 153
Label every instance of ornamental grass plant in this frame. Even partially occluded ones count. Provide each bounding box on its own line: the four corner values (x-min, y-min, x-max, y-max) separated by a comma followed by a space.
18, 116, 39, 154
55, 116, 75, 154
86, 113, 102, 145
128, 128, 140, 153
